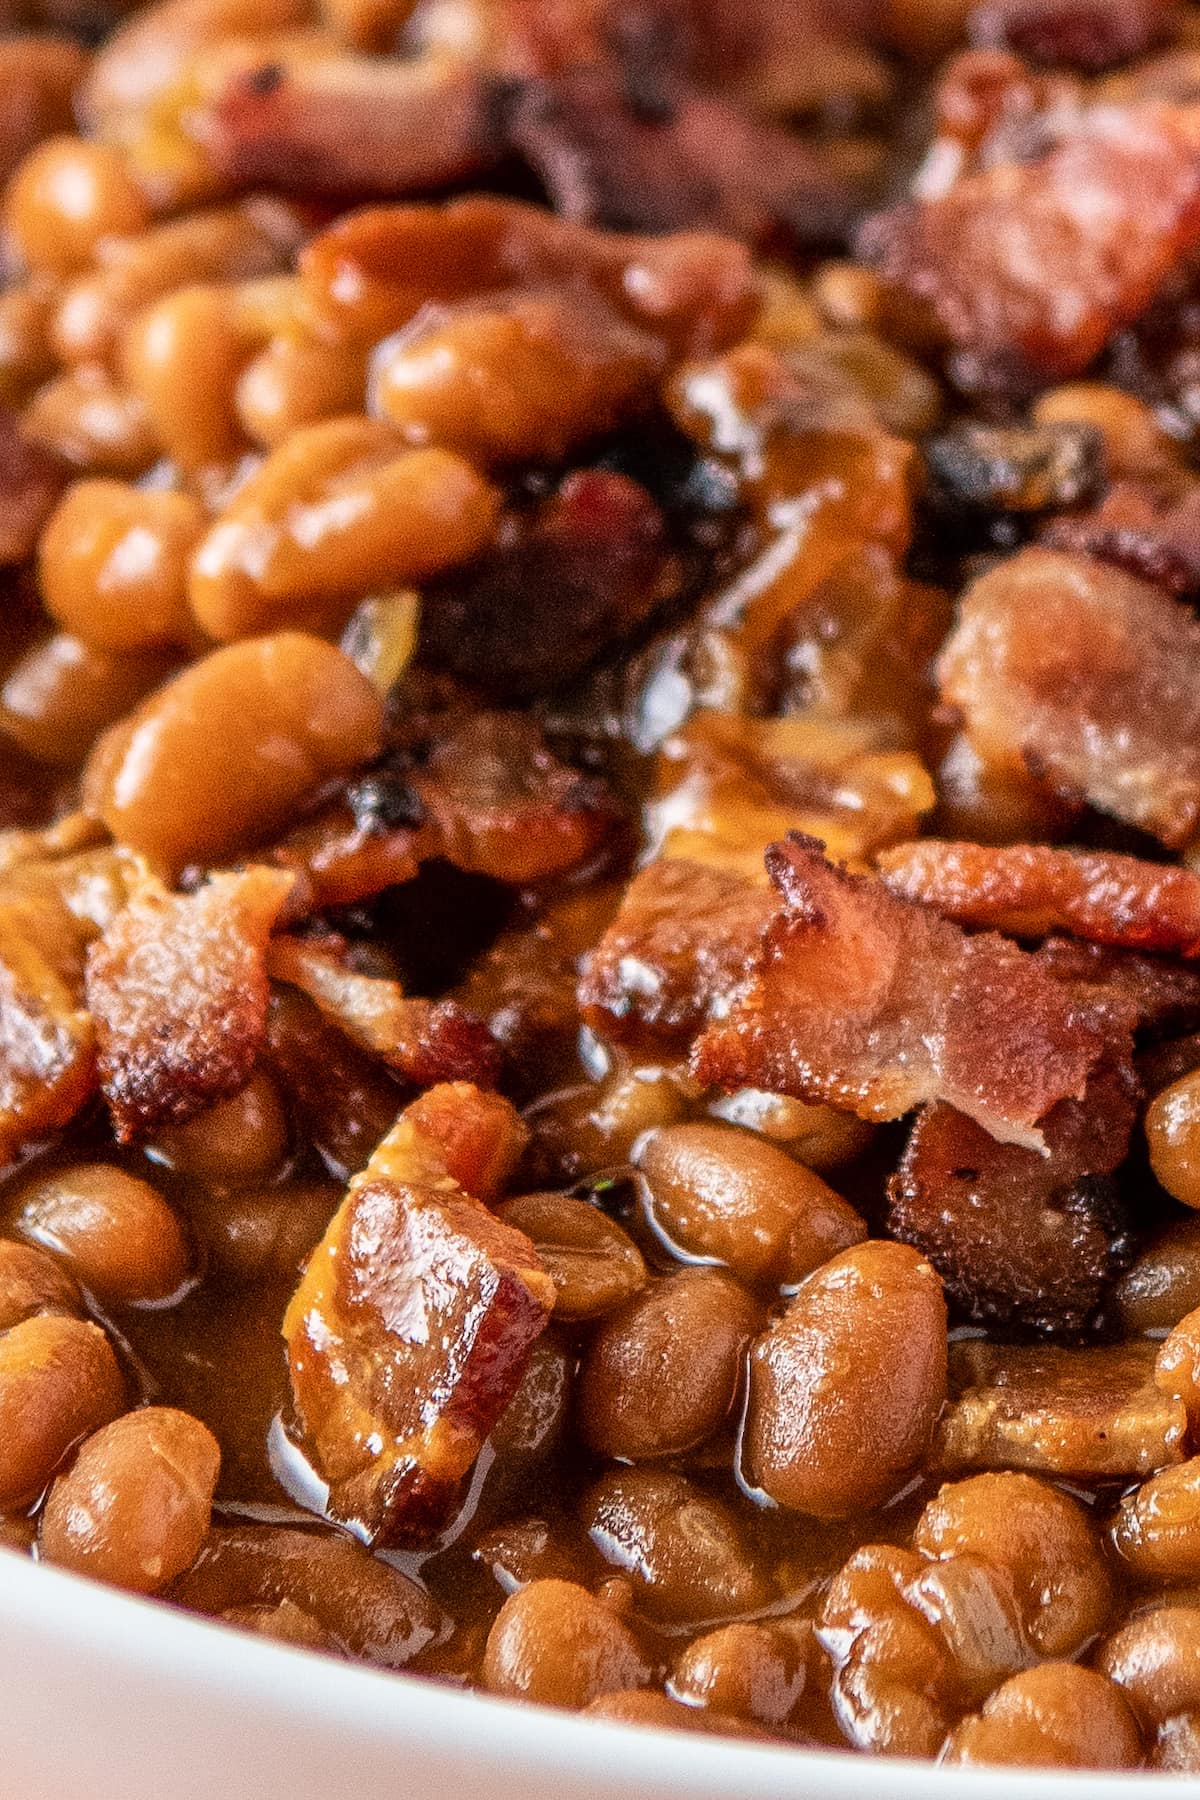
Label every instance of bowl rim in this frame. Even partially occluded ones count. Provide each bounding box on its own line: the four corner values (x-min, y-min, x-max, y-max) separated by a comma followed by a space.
1, 1546, 1186, 1799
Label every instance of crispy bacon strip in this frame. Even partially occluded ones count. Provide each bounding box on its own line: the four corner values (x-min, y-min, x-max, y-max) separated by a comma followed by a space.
938, 547, 1200, 848
878, 840, 1200, 956
86, 867, 294, 1141
694, 835, 1112, 1148
860, 99, 1200, 392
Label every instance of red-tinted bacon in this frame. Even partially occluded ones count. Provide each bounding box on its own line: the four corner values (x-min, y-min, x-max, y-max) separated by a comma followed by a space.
969, 0, 1180, 73
860, 99, 1200, 393
938, 547, 1200, 847
878, 840, 1200, 956
1040, 481, 1200, 598
694, 835, 1112, 1148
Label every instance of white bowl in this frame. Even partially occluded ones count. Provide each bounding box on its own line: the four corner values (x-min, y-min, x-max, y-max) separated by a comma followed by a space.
0, 1547, 1180, 1800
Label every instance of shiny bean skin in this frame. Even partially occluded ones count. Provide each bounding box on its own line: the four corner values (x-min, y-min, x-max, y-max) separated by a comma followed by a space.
39, 480, 203, 651
184, 1180, 337, 1286
483, 1579, 651, 1710
582, 1690, 766, 1737
40, 1405, 220, 1593
22, 362, 157, 478
915, 1473, 1111, 1657
121, 283, 256, 470
1100, 1606, 1200, 1733
581, 1468, 769, 1626
0, 1237, 82, 1330
0, 632, 175, 768
1116, 1216, 1200, 1334
0, 1314, 125, 1509
638, 1121, 866, 1286
1147, 1071, 1200, 1210
5, 136, 149, 275
1157, 1306, 1200, 1433
83, 633, 383, 872
153, 1070, 290, 1187
1114, 1460, 1200, 1581
235, 335, 368, 448
577, 1268, 760, 1460
11, 1162, 190, 1305
670, 1620, 812, 1726
942, 1664, 1142, 1769
494, 1193, 646, 1322
188, 421, 499, 640
743, 1241, 947, 1519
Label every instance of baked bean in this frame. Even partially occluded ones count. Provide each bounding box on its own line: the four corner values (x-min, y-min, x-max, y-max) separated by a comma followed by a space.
934, 729, 1074, 844
811, 261, 885, 331
1147, 1071, 1200, 1210
1100, 1606, 1200, 1733
472, 1515, 582, 1592
581, 1468, 769, 1625
705, 1091, 874, 1173
0, 283, 58, 407
0, 1314, 125, 1508
0, 1237, 82, 1330
495, 1194, 646, 1322
638, 1121, 866, 1286
23, 363, 157, 477
482, 1579, 651, 1710
1157, 1306, 1200, 1433
1114, 1460, 1200, 1581
153, 1070, 290, 1187
40, 1405, 220, 1593
83, 0, 310, 127
1154, 1712, 1200, 1771
39, 480, 203, 651
188, 419, 499, 640
942, 1664, 1142, 1769
526, 1068, 690, 1182
0, 633, 174, 768
582, 1690, 764, 1736
121, 282, 258, 470
5, 137, 149, 275
487, 1335, 574, 1481
577, 1268, 760, 1460
742, 1241, 946, 1518
83, 633, 383, 871
220, 1599, 336, 1651
235, 335, 368, 448
185, 1179, 337, 1285
11, 1162, 190, 1305
1117, 1216, 1200, 1334
671, 1620, 812, 1726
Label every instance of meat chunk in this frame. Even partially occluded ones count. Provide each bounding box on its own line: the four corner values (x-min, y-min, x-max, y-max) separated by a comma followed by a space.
878, 840, 1200, 956
283, 1084, 551, 1543
860, 100, 1200, 394
0, 914, 95, 1168
86, 867, 294, 1141
970, 0, 1180, 71
0, 408, 68, 566
694, 835, 1111, 1149
938, 548, 1200, 847
1041, 481, 1200, 598
887, 1059, 1139, 1335
1035, 936, 1200, 1036
580, 857, 776, 1053
937, 1339, 1188, 1476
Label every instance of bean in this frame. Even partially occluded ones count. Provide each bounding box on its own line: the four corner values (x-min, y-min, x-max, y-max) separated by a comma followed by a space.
235, 334, 367, 447
1147, 1071, 1200, 1210
40, 1406, 220, 1594
186, 1179, 337, 1286
0, 1237, 82, 1331
5, 137, 148, 275
495, 1193, 646, 1322
39, 480, 203, 652
22, 363, 157, 478
1033, 383, 1181, 482
1100, 1606, 1200, 1732
1, 633, 174, 768
582, 1690, 764, 1737
638, 1121, 865, 1286
1116, 1216, 1200, 1334
1157, 1306, 1200, 1434
0, 1314, 125, 1509
11, 1162, 190, 1305
153, 1070, 289, 1187
121, 283, 256, 470
942, 1663, 1142, 1769
188, 418, 499, 640
671, 1620, 812, 1726
483, 1579, 650, 1710
83, 632, 383, 872
915, 1472, 1110, 1657
1114, 1460, 1200, 1581
578, 1268, 760, 1460
581, 1468, 769, 1626
221, 1600, 336, 1651
705, 1091, 874, 1173
743, 1241, 946, 1518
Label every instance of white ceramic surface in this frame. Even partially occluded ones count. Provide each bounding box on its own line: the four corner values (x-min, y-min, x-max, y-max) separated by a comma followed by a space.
1, 1549, 1192, 1800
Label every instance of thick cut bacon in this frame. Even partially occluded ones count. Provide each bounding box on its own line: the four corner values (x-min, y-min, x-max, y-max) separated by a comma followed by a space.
938, 547, 1200, 848
878, 840, 1200, 956
1034, 935, 1200, 1035
580, 857, 777, 1052
694, 835, 1111, 1148
860, 100, 1200, 393
86, 867, 294, 1140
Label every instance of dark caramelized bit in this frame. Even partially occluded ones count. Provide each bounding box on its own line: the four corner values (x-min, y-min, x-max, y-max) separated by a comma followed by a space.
283, 1085, 553, 1543
887, 1059, 1139, 1334
939, 547, 1200, 847
937, 1338, 1189, 1476
970, 0, 1180, 71
85, 867, 294, 1140
0, 408, 68, 566
878, 840, 1200, 955
1034, 935, 1200, 1035
265, 986, 403, 1180
580, 857, 776, 1053
1041, 481, 1200, 597
860, 100, 1200, 393
695, 835, 1111, 1149
0, 910, 96, 1165
922, 421, 1104, 515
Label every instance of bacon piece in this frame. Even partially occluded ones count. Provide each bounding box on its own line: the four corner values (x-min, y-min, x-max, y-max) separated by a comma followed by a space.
1034, 935, 1200, 1036
878, 840, 1200, 956
0, 409, 68, 566
887, 1059, 1138, 1335
694, 835, 1111, 1149
580, 857, 777, 1053
267, 932, 499, 1088
860, 100, 1200, 393
969, 0, 1180, 72
420, 470, 676, 700
266, 986, 402, 1181
283, 1084, 550, 1544
86, 867, 294, 1141
939, 547, 1200, 848
937, 1339, 1187, 1476
0, 915, 95, 1168
1041, 481, 1200, 598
